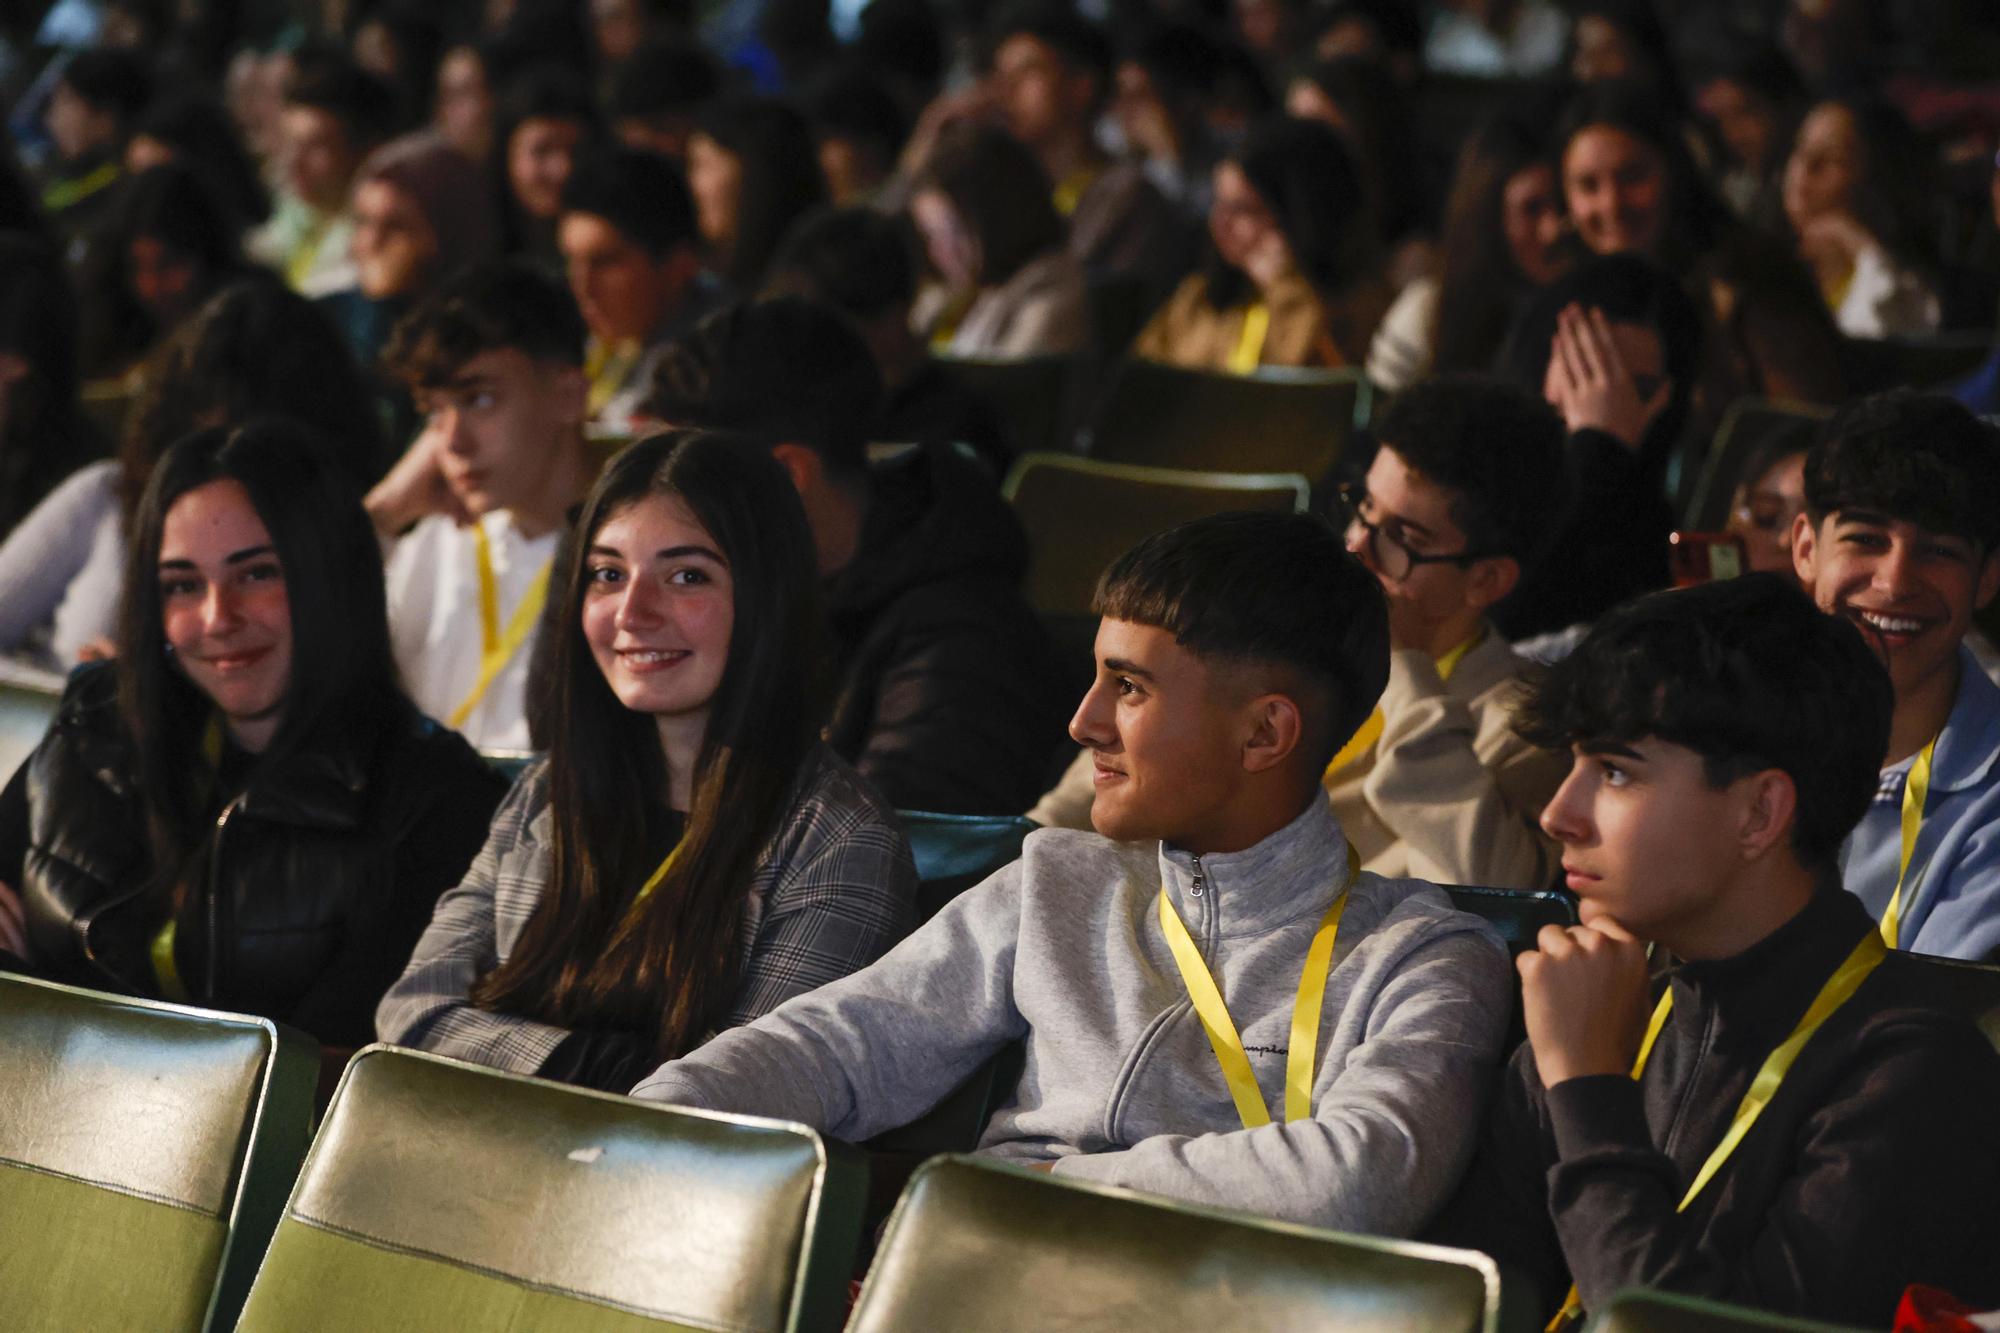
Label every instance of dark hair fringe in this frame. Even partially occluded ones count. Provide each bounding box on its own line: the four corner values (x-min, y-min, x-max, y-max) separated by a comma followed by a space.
1516, 574, 1891, 870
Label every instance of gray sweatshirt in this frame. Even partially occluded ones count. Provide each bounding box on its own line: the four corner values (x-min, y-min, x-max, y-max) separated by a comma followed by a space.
632, 795, 1512, 1234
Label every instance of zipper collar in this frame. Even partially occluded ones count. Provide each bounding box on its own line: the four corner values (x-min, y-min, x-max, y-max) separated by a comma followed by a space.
1157, 794, 1353, 939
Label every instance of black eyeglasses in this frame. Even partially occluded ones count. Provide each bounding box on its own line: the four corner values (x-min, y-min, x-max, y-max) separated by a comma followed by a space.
1336, 483, 1498, 582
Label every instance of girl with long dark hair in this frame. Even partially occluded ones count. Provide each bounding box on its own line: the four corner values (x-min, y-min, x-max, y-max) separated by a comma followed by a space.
0, 421, 505, 1044
1134, 115, 1390, 371
378, 430, 916, 1090
686, 97, 828, 297
1367, 110, 1568, 392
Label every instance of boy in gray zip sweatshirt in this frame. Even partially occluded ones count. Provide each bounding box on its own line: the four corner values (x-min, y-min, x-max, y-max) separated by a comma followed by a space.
632, 511, 1513, 1234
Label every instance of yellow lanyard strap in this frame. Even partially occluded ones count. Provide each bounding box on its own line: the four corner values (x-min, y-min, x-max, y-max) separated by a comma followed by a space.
1548, 930, 1889, 1330
1879, 736, 1937, 948
584, 339, 642, 418
1157, 844, 1362, 1129
1326, 633, 1481, 780
1227, 302, 1272, 374
1052, 167, 1098, 218
151, 719, 232, 1002
448, 524, 553, 730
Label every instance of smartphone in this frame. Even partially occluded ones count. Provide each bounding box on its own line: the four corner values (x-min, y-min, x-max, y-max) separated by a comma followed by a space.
1668, 531, 1747, 586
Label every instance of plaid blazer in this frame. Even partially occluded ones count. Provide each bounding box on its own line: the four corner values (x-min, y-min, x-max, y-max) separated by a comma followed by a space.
374, 744, 917, 1074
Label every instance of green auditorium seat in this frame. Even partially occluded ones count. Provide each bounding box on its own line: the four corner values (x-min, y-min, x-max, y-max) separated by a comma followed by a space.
1084, 360, 1371, 482
1680, 398, 1831, 531
1005, 454, 1313, 700
934, 353, 1084, 459
0, 974, 316, 1332
1444, 887, 1580, 954
1586, 1288, 1871, 1332
848, 1155, 1506, 1333
898, 809, 1038, 925
236, 1046, 865, 1333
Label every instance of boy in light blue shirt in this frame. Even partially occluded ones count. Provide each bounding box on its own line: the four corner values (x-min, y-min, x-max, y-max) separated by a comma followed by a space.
1792, 391, 2000, 960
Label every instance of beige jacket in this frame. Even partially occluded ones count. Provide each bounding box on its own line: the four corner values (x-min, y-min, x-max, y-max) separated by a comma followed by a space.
1028, 632, 1564, 890
1132, 270, 1393, 371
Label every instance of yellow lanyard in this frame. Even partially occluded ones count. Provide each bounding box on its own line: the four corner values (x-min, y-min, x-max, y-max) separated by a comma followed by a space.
584, 339, 642, 418
1325, 633, 1481, 779
151, 720, 229, 1002
448, 523, 553, 730
1157, 843, 1362, 1129
1547, 930, 1889, 1330
1879, 736, 1937, 948
1052, 167, 1098, 218
1227, 303, 1272, 374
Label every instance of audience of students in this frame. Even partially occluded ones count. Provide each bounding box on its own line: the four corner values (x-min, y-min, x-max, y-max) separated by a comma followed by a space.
1, 278, 388, 669
1035, 379, 1568, 887
377, 430, 916, 1090
369, 262, 596, 752
907, 122, 1091, 359
556, 147, 712, 434
1135, 115, 1388, 372
329, 131, 500, 368
0, 233, 97, 545
763, 206, 1010, 472
1791, 393, 2000, 962
1368, 109, 1567, 392
634, 511, 1513, 1233
684, 96, 826, 299
1781, 96, 1943, 338
248, 55, 395, 299
7, 5, 2000, 1322
0, 421, 505, 1047
37, 48, 152, 236
1433, 574, 2000, 1322
648, 297, 1072, 814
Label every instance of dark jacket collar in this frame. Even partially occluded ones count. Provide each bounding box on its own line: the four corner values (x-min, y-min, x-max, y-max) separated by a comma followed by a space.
1664, 885, 1877, 1056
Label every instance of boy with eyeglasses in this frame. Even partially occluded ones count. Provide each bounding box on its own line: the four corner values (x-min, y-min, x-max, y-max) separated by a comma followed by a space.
1431, 575, 2000, 1325
1032, 378, 1567, 890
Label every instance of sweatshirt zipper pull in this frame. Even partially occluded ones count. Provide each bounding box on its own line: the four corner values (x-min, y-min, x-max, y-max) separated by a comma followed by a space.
1190, 853, 1205, 898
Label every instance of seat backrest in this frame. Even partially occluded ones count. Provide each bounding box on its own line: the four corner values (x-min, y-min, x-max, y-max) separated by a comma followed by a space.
849, 1156, 1502, 1333
477, 747, 540, 783
899, 810, 1038, 924
1086, 361, 1369, 479
1003, 453, 1310, 619
1842, 333, 1995, 395
934, 353, 1082, 459
1442, 887, 1579, 955
1587, 1288, 1871, 1332
1681, 398, 1830, 531
0, 974, 315, 1333
0, 674, 63, 787
237, 1046, 865, 1333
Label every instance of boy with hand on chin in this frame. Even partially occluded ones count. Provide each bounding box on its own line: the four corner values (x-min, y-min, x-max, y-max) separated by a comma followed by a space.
1790, 391, 2000, 960
634, 512, 1510, 1233
1432, 575, 2000, 1326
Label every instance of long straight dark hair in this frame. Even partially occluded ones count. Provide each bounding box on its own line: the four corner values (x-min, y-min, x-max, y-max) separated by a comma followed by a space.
472, 430, 825, 1059
1431, 113, 1557, 377
116, 419, 402, 902
1203, 115, 1376, 312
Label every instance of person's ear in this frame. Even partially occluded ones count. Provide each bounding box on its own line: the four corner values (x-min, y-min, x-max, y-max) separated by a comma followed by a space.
1976, 548, 2000, 612
1791, 511, 1821, 589
1737, 768, 1799, 863
1464, 554, 1520, 611
1239, 692, 1304, 775
769, 441, 821, 496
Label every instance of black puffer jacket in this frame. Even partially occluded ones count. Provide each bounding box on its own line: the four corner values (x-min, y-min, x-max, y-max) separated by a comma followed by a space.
824, 444, 1071, 816
0, 665, 507, 1046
